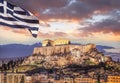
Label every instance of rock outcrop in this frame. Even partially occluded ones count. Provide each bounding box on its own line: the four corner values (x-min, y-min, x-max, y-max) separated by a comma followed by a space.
22, 43, 111, 68
33, 44, 96, 56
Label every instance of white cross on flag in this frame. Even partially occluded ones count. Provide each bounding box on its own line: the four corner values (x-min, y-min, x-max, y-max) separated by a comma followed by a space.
0, 0, 40, 38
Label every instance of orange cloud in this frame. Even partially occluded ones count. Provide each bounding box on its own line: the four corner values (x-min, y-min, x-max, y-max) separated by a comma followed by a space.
72, 31, 120, 42
0, 26, 12, 31
0, 26, 31, 37
38, 31, 68, 38
12, 29, 31, 36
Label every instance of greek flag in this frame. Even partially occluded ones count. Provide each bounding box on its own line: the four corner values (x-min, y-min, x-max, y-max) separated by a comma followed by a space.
0, 0, 39, 37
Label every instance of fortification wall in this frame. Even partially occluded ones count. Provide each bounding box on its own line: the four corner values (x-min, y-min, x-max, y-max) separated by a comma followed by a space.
33, 45, 70, 56
33, 44, 96, 56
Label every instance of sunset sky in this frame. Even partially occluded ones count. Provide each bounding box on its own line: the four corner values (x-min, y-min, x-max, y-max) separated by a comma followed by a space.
0, 0, 120, 49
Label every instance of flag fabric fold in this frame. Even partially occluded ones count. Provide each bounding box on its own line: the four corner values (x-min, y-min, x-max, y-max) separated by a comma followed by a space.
0, 0, 39, 37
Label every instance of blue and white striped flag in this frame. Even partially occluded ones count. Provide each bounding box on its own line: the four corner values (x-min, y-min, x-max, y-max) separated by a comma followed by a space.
0, 0, 39, 37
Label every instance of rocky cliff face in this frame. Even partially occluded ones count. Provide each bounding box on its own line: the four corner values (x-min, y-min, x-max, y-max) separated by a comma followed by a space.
22, 44, 111, 68
33, 44, 96, 55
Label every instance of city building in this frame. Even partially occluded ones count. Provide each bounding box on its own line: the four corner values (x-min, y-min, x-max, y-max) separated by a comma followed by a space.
27, 73, 48, 83
107, 76, 120, 83
64, 77, 74, 83
25, 76, 33, 83
0, 73, 5, 83
6, 73, 25, 83
54, 79, 64, 83
75, 78, 93, 83
1, 73, 120, 83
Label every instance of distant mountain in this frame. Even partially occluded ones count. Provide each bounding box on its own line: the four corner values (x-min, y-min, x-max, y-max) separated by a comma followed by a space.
0, 43, 42, 58
96, 45, 114, 53
96, 45, 120, 61
0, 43, 119, 61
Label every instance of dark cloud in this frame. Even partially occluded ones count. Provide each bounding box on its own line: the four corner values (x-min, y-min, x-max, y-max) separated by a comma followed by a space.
38, 0, 93, 20
82, 0, 120, 10
37, 0, 120, 21
75, 12, 120, 37
85, 19, 120, 35
25, 0, 68, 9
7, 0, 120, 21
7, 0, 120, 37
8, 0, 68, 11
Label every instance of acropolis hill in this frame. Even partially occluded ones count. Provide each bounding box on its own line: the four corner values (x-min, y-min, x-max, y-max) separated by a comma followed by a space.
1, 39, 120, 78
33, 39, 97, 55
22, 39, 112, 68
33, 43, 96, 56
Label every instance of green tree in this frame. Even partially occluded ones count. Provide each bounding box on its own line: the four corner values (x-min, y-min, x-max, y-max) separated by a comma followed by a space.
2, 63, 7, 72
